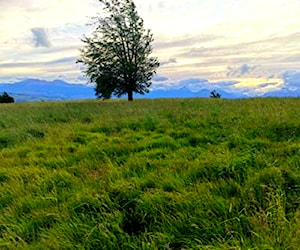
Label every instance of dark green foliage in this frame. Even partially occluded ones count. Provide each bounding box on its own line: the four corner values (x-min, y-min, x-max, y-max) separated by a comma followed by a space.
210, 90, 221, 98
26, 128, 45, 139
0, 92, 14, 103
78, 0, 159, 101
0, 192, 14, 210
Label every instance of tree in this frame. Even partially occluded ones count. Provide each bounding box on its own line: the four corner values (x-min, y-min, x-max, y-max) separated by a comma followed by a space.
210, 90, 221, 98
0, 92, 14, 103
78, 0, 159, 101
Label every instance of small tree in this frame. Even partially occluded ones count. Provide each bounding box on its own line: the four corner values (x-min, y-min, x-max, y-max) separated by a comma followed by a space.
78, 0, 159, 101
210, 90, 221, 98
0, 92, 14, 103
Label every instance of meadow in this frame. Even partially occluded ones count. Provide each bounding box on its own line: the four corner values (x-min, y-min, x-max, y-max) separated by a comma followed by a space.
0, 98, 299, 249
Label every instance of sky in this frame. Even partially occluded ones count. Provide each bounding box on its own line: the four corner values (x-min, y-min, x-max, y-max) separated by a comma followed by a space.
0, 0, 299, 96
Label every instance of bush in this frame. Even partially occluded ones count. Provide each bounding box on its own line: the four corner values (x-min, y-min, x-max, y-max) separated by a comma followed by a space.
210, 90, 221, 98
0, 92, 14, 103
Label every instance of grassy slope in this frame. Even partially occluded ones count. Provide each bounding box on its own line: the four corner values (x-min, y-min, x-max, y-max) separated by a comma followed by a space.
0, 98, 299, 249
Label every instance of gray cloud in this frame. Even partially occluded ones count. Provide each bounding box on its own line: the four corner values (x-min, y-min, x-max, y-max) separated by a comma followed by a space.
256, 82, 276, 89
160, 58, 177, 66
178, 32, 300, 75
241, 81, 284, 96
31, 27, 51, 47
0, 62, 40, 68
177, 78, 210, 90
227, 64, 256, 77
76, 75, 88, 82
152, 75, 169, 82
183, 32, 300, 58
151, 78, 210, 91
178, 78, 208, 85
277, 55, 300, 63
0, 57, 76, 68
47, 57, 77, 65
38, 44, 80, 54
154, 34, 220, 50
213, 80, 239, 87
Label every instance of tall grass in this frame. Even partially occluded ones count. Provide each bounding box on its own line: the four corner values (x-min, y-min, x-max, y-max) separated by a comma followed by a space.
0, 98, 299, 249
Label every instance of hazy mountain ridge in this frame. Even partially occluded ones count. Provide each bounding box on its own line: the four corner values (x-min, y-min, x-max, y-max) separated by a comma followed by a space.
0, 79, 298, 101
262, 89, 300, 97
0, 79, 95, 101
0, 79, 245, 101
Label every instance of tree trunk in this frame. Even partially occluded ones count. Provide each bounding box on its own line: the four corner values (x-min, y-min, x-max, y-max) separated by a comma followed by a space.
128, 90, 133, 101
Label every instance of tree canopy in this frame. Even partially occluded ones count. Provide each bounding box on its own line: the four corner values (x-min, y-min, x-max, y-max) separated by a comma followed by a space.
78, 0, 159, 101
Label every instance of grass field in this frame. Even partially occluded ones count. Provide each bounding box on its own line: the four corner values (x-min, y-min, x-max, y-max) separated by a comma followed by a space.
0, 98, 299, 249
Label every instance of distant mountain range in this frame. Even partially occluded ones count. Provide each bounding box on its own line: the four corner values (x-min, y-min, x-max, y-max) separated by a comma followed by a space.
0, 78, 298, 102
262, 89, 300, 97
135, 87, 247, 99
0, 79, 95, 102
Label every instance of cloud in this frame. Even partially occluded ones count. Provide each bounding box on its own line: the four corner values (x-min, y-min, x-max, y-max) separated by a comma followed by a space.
151, 78, 209, 90
178, 78, 208, 85
160, 58, 177, 66
212, 80, 239, 88
179, 32, 300, 69
177, 78, 210, 90
0, 57, 77, 68
152, 75, 169, 82
227, 64, 256, 77
76, 75, 88, 82
31, 28, 51, 47
154, 34, 220, 50
47, 57, 77, 65
242, 80, 284, 96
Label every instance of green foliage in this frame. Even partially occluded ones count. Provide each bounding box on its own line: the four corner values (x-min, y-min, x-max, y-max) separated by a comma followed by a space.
78, 0, 159, 101
0, 92, 14, 103
210, 90, 221, 98
0, 98, 299, 248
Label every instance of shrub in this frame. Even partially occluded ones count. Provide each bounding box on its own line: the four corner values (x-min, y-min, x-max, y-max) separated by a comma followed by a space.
210, 90, 221, 98
0, 92, 14, 103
